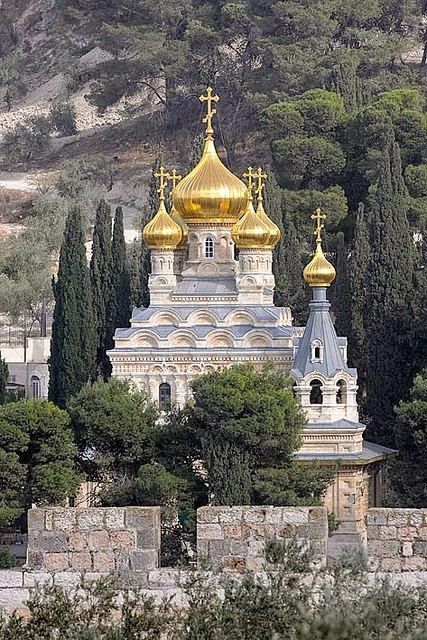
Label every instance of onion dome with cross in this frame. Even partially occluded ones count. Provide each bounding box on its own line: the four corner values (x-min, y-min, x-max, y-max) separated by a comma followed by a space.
142, 167, 183, 250
303, 208, 336, 287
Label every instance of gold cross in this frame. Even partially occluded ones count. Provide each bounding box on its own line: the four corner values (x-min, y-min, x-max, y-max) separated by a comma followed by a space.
255, 167, 268, 203
167, 168, 182, 190
155, 166, 169, 201
199, 87, 219, 138
311, 207, 327, 243
243, 166, 257, 194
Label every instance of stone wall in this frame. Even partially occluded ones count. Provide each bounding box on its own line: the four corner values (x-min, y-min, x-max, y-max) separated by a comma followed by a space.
367, 508, 427, 571
27, 507, 161, 574
197, 506, 328, 570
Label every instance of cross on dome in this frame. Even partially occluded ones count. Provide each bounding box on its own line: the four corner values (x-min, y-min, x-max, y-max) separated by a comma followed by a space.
199, 87, 219, 139
255, 167, 268, 203
168, 169, 182, 190
243, 166, 257, 193
311, 207, 327, 244
155, 166, 169, 201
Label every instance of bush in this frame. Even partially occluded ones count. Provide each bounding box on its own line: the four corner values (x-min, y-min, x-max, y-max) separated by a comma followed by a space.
1, 116, 52, 164
50, 100, 77, 137
0, 547, 17, 569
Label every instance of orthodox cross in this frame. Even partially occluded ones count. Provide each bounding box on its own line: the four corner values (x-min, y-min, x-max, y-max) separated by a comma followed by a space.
311, 207, 326, 243
255, 167, 268, 203
199, 87, 219, 138
167, 168, 182, 191
243, 166, 257, 194
155, 166, 169, 201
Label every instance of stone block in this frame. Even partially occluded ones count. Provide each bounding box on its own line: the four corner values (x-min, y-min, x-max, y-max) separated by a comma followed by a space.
92, 551, 115, 573
70, 552, 92, 571
409, 511, 424, 527
413, 541, 427, 556
129, 549, 158, 571
105, 508, 125, 529
308, 508, 327, 523
231, 540, 250, 556
223, 555, 246, 571
281, 508, 309, 525
26, 550, 43, 570
23, 572, 52, 588
196, 540, 209, 558
378, 526, 397, 540
310, 540, 327, 559
387, 511, 411, 527
115, 552, 130, 572
52, 509, 77, 532
418, 527, 427, 540
242, 509, 266, 524
111, 530, 135, 551
197, 507, 219, 523
367, 526, 380, 540
77, 508, 106, 531
125, 507, 160, 531
208, 540, 232, 558
53, 572, 81, 587
367, 510, 388, 526
0, 570, 23, 588
297, 523, 326, 541
43, 552, 69, 572
402, 542, 413, 557
136, 529, 158, 550
27, 508, 45, 532
380, 558, 402, 572
245, 558, 264, 571
223, 525, 242, 539
402, 556, 426, 571
367, 540, 400, 558
45, 510, 54, 531
148, 569, 179, 588
28, 532, 68, 553
276, 524, 298, 539
197, 524, 223, 540
244, 524, 267, 540
0, 589, 30, 612
398, 526, 418, 541
367, 556, 380, 572
68, 532, 88, 552
218, 507, 243, 524
265, 508, 281, 524
88, 529, 110, 551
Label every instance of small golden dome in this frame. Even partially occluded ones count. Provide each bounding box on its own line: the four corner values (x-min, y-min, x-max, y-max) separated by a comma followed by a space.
231, 193, 271, 249
303, 208, 336, 287
143, 200, 183, 250
173, 138, 249, 224
255, 200, 281, 248
169, 205, 188, 247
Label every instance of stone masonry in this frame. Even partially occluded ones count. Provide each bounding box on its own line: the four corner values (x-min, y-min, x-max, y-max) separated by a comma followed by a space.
367, 508, 427, 571
26, 507, 161, 574
197, 506, 328, 571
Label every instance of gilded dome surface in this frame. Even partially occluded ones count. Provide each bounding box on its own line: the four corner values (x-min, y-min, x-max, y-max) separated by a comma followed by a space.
173, 138, 249, 224
255, 200, 281, 248
143, 200, 183, 250
303, 209, 336, 287
169, 205, 188, 247
231, 194, 271, 249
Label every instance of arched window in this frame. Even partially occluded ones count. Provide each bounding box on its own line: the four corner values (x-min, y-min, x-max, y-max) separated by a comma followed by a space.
31, 375, 41, 399
204, 236, 214, 258
310, 379, 323, 405
336, 379, 347, 405
311, 339, 324, 363
159, 383, 172, 411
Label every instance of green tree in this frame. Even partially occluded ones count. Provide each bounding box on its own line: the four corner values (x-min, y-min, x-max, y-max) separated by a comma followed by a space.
205, 442, 252, 506
49, 100, 77, 137
127, 240, 142, 308
140, 158, 160, 308
106, 207, 132, 356
49, 207, 96, 408
68, 378, 157, 480
330, 231, 352, 340
0, 352, 7, 405
366, 138, 414, 440
391, 370, 427, 507
90, 199, 112, 379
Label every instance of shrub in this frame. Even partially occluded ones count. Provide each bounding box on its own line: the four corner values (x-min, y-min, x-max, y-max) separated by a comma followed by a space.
50, 100, 77, 137
0, 547, 17, 569
1, 116, 52, 165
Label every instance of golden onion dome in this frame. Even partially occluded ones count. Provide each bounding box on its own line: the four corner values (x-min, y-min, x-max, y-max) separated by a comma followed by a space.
143, 200, 182, 250
169, 205, 188, 247
303, 208, 336, 287
255, 200, 281, 248
231, 192, 271, 249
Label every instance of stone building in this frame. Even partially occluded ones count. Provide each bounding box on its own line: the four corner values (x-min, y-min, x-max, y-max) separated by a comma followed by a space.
108, 88, 394, 538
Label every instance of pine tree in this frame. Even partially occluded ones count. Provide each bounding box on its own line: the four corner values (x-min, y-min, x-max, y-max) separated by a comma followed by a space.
106, 207, 132, 360
90, 199, 112, 379
331, 56, 363, 113
206, 441, 252, 506
366, 138, 414, 441
331, 231, 351, 339
49, 207, 96, 408
0, 352, 8, 404
348, 203, 370, 396
140, 158, 160, 308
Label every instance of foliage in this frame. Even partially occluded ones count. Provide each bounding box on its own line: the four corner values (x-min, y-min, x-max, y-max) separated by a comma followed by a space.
1, 116, 52, 165
49, 100, 77, 137
140, 158, 161, 308
0, 547, 17, 569
206, 442, 252, 506
49, 207, 96, 408
67, 378, 157, 479
0, 352, 7, 405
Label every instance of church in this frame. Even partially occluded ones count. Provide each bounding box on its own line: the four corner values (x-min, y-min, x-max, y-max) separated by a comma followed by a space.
108, 88, 394, 540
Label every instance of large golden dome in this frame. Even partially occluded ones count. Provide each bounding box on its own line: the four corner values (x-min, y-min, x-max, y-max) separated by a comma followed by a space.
303, 208, 336, 287
143, 200, 183, 250
173, 88, 248, 224
231, 192, 271, 249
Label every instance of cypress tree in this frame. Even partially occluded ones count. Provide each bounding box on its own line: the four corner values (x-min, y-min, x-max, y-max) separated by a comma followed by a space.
128, 241, 143, 307
331, 56, 363, 113
366, 138, 414, 441
187, 133, 204, 172
49, 207, 96, 408
331, 231, 351, 339
90, 199, 112, 379
206, 441, 252, 506
275, 214, 308, 325
106, 207, 132, 355
140, 158, 160, 308
0, 351, 8, 404
348, 203, 370, 396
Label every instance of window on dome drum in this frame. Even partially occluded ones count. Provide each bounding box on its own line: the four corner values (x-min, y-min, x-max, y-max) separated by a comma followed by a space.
336, 379, 347, 405
159, 383, 172, 411
204, 236, 214, 258
31, 375, 41, 399
311, 339, 323, 363
310, 379, 323, 405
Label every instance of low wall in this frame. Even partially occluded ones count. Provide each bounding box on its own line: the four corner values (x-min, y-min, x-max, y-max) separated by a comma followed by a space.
197, 506, 328, 570
367, 508, 427, 571
27, 507, 161, 573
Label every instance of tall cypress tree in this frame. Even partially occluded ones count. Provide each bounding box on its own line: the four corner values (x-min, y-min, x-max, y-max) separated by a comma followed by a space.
366, 138, 414, 442
0, 352, 8, 404
106, 207, 132, 356
331, 232, 351, 340
140, 158, 160, 308
49, 207, 96, 408
348, 203, 370, 397
90, 199, 112, 379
